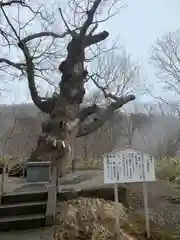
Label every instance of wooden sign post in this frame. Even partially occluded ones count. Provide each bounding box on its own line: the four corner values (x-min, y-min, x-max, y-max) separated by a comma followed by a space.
114, 183, 120, 235
103, 148, 156, 239
143, 182, 150, 238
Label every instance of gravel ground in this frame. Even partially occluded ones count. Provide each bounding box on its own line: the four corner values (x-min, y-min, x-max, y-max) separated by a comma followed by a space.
126, 181, 180, 237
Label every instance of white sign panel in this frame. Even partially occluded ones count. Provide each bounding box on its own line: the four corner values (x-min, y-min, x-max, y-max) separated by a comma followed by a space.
103, 150, 155, 184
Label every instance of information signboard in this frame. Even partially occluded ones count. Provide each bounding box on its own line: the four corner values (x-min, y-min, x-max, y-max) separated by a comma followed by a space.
103, 148, 156, 238
103, 150, 155, 184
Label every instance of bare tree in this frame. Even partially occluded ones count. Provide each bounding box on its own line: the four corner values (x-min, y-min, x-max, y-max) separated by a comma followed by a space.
0, 0, 136, 177
150, 29, 180, 109
155, 103, 180, 158
119, 110, 149, 146
0, 107, 18, 202
150, 31, 180, 156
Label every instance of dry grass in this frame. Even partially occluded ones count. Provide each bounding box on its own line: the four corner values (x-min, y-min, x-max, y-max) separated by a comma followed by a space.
54, 197, 177, 240
54, 197, 131, 240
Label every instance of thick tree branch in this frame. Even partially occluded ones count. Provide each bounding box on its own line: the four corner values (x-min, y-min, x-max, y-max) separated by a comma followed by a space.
81, 0, 102, 35
76, 94, 135, 137
0, 31, 59, 114
85, 31, 109, 46
79, 104, 99, 122
18, 40, 41, 107
18, 40, 58, 113
107, 94, 135, 110
1, 8, 66, 114
22, 31, 71, 43
0, 0, 24, 6
89, 23, 98, 35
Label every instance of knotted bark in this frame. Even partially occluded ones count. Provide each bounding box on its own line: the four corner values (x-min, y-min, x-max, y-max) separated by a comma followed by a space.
25, 0, 135, 177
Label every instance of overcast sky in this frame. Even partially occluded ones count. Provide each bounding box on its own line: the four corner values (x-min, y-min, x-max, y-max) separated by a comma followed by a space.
1, 0, 180, 105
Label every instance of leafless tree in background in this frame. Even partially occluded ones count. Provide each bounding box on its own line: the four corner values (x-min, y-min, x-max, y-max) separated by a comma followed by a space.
0, 107, 18, 202
119, 110, 149, 146
75, 112, 123, 158
89, 50, 140, 106
0, 0, 138, 177
150, 29, 180, 110
155, 103, 180, 158
150, 29, 180, 157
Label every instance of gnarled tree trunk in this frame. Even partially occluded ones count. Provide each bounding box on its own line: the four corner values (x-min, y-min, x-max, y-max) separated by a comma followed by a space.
23, 0, 135, 177
0, 0, 137, 180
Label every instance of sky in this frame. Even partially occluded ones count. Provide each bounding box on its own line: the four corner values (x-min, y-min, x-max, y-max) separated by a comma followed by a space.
1, 0, 180, 105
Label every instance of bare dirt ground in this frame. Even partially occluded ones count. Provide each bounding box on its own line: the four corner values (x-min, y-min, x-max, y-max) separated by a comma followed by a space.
1, 170, 180, 238
126, 180, 180, 238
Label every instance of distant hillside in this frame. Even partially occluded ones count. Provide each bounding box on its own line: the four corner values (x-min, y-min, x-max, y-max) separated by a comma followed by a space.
0, 101, 179, 161
0, 103, 45, 160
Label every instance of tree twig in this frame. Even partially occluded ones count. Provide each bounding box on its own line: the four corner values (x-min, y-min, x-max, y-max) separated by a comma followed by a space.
58, 8, 77, 37
1, 6, 20, 40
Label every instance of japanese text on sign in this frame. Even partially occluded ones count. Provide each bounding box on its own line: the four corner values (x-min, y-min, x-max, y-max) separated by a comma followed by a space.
103, 150, 155, 184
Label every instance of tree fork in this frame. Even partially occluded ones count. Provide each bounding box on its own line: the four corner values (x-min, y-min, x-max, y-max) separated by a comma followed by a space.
27, 0, 136, 178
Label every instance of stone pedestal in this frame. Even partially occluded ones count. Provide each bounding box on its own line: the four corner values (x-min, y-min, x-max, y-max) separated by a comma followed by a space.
26, 161, 51, 182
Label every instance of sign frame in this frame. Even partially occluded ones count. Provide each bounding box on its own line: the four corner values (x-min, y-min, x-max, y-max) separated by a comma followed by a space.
103, 148, 155, 238
103, 149, 155, 184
